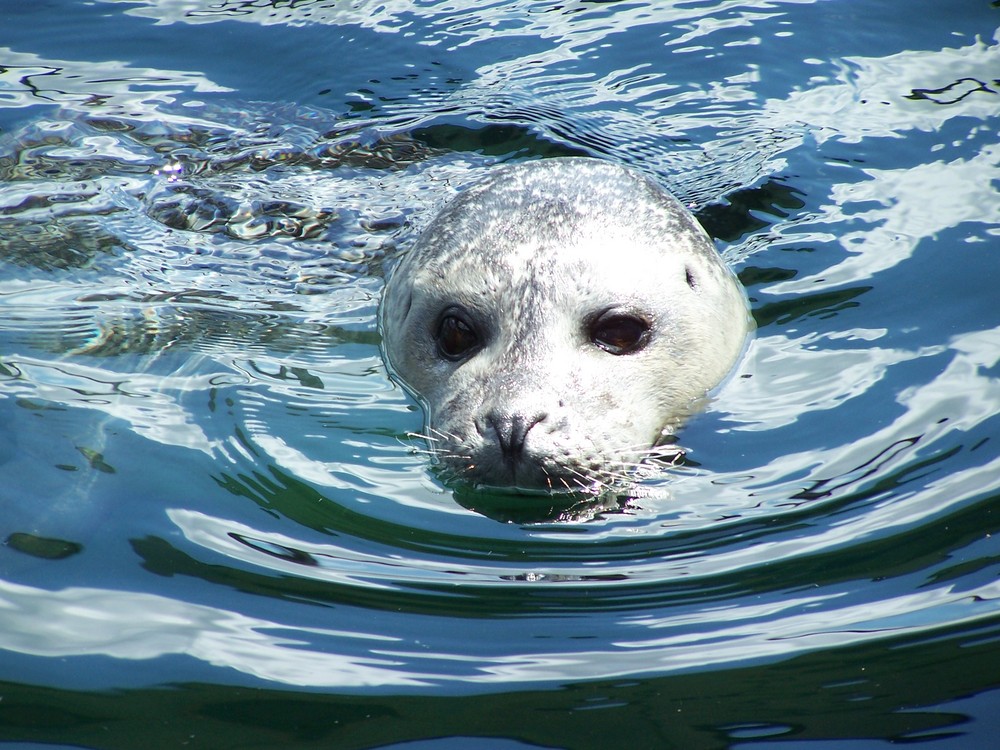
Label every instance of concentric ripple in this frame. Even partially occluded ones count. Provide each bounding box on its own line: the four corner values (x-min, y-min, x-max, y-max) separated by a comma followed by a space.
1, 2, 998, 740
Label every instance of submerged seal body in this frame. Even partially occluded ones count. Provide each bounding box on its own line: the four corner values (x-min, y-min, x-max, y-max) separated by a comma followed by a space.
380, 158, 752, 491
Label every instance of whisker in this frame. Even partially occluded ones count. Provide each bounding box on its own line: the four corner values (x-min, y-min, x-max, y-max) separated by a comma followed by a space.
429, 425, 463, 442
402, 419, 686, 496
407, 430, 444, 443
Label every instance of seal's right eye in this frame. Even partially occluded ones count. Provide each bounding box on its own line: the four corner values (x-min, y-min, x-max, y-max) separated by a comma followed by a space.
436, 312, 480, 360
589, 312, 651, 355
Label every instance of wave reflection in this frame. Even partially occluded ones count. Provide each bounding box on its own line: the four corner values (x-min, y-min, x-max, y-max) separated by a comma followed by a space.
1, 566, 996, 689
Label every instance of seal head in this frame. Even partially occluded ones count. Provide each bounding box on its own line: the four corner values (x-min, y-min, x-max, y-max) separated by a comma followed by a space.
380, 158, 752, 491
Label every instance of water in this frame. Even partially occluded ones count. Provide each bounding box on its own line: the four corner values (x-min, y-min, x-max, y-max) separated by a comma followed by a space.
1, 0, 999, 747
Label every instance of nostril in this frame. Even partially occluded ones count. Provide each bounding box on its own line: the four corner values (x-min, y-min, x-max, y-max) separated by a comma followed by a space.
484, 410, 548, 463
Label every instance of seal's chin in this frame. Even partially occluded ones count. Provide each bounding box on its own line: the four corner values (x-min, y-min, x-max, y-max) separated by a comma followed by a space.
417, 438, 686, 522
426, 446, 605, 494
450, 483, 634, 524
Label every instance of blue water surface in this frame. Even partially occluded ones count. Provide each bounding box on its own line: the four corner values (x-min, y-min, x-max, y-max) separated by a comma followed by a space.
1, 1, 999, 748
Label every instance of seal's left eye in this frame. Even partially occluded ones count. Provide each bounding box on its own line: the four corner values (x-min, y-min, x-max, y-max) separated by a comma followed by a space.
590, 313, 650, 355
436, 313, 480, 360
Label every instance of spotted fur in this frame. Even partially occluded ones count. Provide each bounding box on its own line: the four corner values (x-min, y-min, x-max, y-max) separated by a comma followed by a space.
380, 158, 752, 491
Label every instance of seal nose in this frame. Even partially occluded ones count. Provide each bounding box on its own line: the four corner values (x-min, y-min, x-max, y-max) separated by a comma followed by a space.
484, 410, 548, 465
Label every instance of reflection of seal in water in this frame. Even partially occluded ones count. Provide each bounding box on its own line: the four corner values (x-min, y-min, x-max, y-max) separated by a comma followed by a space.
380, 157, 753, 492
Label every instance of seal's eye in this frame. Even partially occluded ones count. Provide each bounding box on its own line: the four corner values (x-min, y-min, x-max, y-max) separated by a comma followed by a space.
436, 312, 480, 360
590, 313, 650, 355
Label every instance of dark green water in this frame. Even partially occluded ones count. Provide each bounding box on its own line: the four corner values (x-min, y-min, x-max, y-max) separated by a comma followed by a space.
1, 1, 999, 748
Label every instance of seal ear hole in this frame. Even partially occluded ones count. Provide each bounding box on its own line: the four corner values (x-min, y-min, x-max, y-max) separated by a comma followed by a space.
685, 266, 698, 290
589, 312, 651, 356
436, 309, 480, 361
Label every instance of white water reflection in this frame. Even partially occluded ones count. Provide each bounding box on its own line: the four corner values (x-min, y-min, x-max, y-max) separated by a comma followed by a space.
769, 140, 1000, 294
105, 0, 791, 47
0, 47, 230, 114
773, 30, 1000, 146
0, 579, 422, 688
0, 570, 996, 689
757, 30, 1000, 290
0, 0, 996, 710
0, 354, 226, 455
722, 331, 943, 431
726, 322, 1000, 434
712, 325, 1000, 489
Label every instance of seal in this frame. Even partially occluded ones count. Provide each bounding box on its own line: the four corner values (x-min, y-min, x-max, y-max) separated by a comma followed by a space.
380, 157, 752, 492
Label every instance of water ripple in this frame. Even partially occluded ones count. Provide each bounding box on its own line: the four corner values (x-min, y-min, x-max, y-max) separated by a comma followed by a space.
1, 0, 998, 729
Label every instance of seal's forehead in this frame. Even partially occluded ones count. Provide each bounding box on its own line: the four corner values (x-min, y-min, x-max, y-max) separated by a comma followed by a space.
414, 215, 702, 309
423, 198, 688, 266
405, 158, 718, 300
